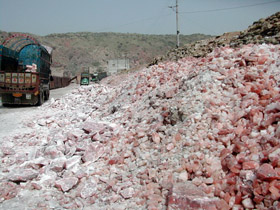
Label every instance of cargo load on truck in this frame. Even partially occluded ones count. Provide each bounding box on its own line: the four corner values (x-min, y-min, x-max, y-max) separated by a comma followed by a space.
0, 34, 52, 106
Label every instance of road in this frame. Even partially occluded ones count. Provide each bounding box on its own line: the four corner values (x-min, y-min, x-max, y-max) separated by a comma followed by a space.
0, 83, 78, 140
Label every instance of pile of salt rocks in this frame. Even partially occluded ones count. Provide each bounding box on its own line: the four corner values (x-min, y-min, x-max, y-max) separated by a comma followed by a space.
1, 44, 280, 210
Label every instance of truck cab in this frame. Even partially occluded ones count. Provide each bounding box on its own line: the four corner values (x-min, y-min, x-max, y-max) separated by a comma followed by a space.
80, 71, 90, 85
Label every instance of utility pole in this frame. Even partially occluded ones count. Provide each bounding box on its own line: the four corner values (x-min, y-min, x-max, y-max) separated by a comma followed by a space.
176, 0, 179, 48
169, 0, 180, 48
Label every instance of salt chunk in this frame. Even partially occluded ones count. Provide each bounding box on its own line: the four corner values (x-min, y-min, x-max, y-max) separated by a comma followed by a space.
152, 132, 161, 144
242, 198, 254, 209
178, 171, 188, 182
80, 178, 98, 199
55, 177, 79, 192
120, 187, 135, 199
8, 168, 39, 182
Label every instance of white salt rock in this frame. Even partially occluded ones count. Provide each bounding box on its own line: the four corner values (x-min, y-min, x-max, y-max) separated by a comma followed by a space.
268, 148, 280, 162
242, 198, 254, 209
55, 177, 79, 192
166, 143, 174, 151
265, 102, 280, 113
178, 171, 188, 182
8, 168, 39, 182
120, 187, 135, 199
152, 132, 161, 144
204, 177, 213, 184
80, 178, 98, 199
65, 155, 81, 170
82, 142, 104, 163
44, 145, 63, 159
50, 157, 67, 172
192, 177, 202, 186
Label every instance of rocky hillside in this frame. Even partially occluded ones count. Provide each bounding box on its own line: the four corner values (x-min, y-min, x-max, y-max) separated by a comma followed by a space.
150, 11, 280, 65
0, 31, 212, 76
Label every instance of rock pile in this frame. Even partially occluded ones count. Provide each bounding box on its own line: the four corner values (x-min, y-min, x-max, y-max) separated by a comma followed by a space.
150, 11, 280, 65
231, 11, 280, 46
0, 43, 280, 209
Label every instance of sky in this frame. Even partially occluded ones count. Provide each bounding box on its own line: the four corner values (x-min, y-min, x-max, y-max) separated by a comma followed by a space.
0, 0, 279, 36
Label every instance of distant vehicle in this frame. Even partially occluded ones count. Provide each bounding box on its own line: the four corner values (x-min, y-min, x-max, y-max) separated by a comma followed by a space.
0, 34, 53, 106
90, 72, 107, 83
91, 73, 99, 83
80, 71, 90, 85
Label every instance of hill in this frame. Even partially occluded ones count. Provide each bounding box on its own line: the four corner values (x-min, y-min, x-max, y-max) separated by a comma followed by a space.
150, 11, 280, 65
0, 31, 212, 76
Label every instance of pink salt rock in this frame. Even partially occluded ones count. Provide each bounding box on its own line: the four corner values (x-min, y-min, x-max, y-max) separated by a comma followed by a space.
137, 131, 146, 138
0, 182, 19, 201
244, 55, 258, 63
234, 125, 244, 136
31, 182, 42, 190
256, 163, 279, 181
221, 154, 241, 173
174, 133, 182, 141
167, 182, 224, 210
152, 132, 161, 144
55, 177, 79, 192
239, 59, 246, 67
257, 55, 268, 65
275, 125, 280, 138
242, 161, 259, 170
82, 121, 105, 134
269, 185, 280, 200
165, 88, 176, 99
275, 168, 280, 176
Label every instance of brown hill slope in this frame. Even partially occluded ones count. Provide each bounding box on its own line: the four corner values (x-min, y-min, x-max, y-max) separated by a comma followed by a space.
0, 31, 212, 76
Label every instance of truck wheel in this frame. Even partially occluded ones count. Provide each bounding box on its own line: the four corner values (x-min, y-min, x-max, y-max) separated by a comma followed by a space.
44, 89, 50, 101
37, 89, 44, 106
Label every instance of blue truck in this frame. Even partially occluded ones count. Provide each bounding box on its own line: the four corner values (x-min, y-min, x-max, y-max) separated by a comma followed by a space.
0, 34, 52, 106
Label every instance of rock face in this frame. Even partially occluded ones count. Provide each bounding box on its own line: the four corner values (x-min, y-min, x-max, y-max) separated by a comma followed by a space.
150, 11, 280, 65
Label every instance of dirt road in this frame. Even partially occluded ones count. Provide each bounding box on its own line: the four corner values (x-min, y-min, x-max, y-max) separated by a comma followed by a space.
0, 83, 78, 140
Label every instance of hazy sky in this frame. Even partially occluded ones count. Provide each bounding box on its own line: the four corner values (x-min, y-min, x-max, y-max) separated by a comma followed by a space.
0, 0, 279, 36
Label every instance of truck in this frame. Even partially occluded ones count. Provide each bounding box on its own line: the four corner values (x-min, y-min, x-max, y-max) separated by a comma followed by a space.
80, 71, 90, 85
90, 72, 107, 83
0, 34, 52, 106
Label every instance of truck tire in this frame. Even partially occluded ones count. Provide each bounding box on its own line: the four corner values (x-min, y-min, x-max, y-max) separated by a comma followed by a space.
44, 89, 50, 101
37, 89, 44, 106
